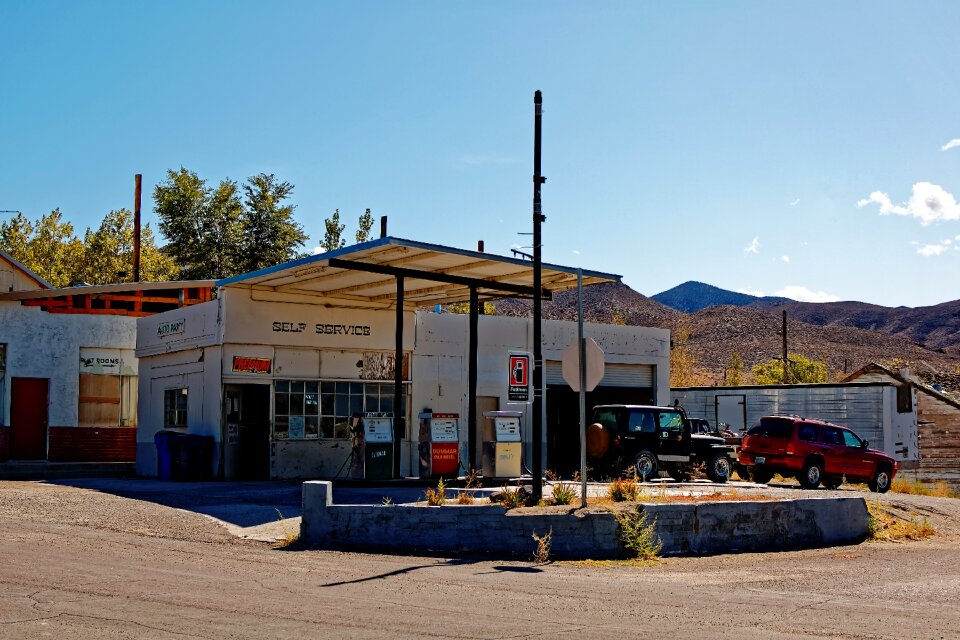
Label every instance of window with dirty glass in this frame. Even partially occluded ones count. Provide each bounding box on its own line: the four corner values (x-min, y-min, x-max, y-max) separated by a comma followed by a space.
163, 388, 188, 429
656, 410, 684, 434
841, 430, 863, 448
274, 380, 409, 439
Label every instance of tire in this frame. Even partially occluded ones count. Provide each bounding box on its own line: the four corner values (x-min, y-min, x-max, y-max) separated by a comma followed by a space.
734, 463, 751, 481
705, 452, 731, 484
799, 460, 824, 489
632, 450, 658, 481
823, 476, 843, 490
666, 464, 691, 482
868, 466, 892, 493
750, 467, 774, 484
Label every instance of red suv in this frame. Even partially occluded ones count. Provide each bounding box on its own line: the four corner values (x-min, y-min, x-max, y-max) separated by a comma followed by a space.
739, 416, 898, 492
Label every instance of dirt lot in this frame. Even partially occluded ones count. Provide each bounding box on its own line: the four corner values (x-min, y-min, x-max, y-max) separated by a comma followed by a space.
1, 479, 959, 639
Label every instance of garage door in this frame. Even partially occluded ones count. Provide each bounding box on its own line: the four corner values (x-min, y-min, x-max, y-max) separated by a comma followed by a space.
545, 361, 654, 388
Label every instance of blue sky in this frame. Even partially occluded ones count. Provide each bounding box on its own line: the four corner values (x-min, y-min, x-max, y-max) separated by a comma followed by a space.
2, 1, 960, 307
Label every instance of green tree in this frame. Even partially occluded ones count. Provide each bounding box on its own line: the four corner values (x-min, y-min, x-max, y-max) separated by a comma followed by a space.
237, 173, 307, 273
726, 350, 745, 385
154, 167, 244, 279
752, 353, 827, 385
79, 209, 177, 284
356, 208, 375, 243
445, 301, 496, 315
0, 209, 85, 286
320, 208, 346, 252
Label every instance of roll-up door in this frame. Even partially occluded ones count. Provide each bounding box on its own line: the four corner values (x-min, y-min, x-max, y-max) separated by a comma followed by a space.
545, 361, 654, 388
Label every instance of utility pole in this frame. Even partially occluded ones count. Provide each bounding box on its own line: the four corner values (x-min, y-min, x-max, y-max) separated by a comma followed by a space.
782, 310, 789, 384
133, 174, 142, 282
531, 90, 546, 502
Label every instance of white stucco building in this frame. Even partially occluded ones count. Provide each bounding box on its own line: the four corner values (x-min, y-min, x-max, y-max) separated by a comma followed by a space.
134, 238, 670, 479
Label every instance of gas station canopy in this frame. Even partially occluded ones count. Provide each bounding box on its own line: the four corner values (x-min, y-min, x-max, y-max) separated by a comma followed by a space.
216, 236, 621, 307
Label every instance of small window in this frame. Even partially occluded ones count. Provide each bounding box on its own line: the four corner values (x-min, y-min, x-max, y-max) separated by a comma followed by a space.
627, 409, 656, 433
797, 423, 818, 442
163, 388, 188, 429
821, 427, 843, 446
657, 411, 684, 433
896, 383, 913, 414
748, 417, 793, 438
594, 410, 620, 431
841, 430, 863, 448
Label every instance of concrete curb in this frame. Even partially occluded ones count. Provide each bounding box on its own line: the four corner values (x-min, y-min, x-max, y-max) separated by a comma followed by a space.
300, 481, 870, 558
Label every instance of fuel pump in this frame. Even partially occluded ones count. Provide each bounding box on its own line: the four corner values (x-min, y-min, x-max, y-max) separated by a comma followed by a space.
417, 411, 460, 478
481, 410, 523, 479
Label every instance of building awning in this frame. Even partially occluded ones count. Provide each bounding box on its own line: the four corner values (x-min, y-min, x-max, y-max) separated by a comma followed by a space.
216, 236, 620, 308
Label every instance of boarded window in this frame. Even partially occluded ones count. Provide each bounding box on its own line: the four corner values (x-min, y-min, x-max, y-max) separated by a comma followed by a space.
896, 383, 913, 414
78, 374, 137, 427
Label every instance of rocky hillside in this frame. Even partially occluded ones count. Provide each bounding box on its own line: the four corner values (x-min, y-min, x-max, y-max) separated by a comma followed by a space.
488, 283, 960, 391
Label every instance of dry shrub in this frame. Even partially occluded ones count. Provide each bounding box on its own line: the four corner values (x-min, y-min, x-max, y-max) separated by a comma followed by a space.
424, 478, 447, 506
867, 500, 936, 542
609, 476, 641, 502
551, 482, 577, 505
532, 528, 553, 563
891, 477, 960, 499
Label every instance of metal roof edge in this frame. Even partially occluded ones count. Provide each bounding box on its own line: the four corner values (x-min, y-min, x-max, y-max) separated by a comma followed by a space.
0, 279, 216, 301
214, 236, 622, 288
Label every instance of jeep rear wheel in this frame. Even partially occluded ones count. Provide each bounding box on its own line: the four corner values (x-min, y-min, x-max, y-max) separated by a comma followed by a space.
705, 452, 731, 484
632, 451, 658, 481
799, 460, 823, 489
868, 466, 892, 493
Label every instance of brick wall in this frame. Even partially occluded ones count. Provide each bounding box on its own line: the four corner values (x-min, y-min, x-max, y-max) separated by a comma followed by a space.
48, 426, 136, 462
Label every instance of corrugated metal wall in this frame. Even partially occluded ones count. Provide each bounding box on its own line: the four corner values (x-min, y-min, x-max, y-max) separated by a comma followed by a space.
672, 384, 889, 450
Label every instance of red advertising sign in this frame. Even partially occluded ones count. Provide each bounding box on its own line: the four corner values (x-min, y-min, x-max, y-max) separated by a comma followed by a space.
430, 442, 459, 476
232, 356, 272, 374
508, 353, 530, 402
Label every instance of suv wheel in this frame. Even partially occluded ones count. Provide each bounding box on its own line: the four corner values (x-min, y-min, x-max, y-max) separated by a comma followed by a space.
632, 451, 658, 481
823, 476, 843, 490
705, 452, 731, 484
868, 466, 892, 493
799, 460, 823, 489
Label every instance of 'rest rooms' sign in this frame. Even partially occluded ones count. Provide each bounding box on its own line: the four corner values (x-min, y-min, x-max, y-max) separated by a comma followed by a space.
222, 297, 413, 349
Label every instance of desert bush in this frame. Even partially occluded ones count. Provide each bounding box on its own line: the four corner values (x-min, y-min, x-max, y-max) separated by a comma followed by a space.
609, 476, 640, 502
613, 508, 662, 559
424, 478, 447, 506
552, 482, 577, 505
867, 499, 936, 542
532, 528, 553, 563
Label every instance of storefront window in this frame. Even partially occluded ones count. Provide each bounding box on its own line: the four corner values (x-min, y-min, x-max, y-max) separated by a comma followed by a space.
274, 379, 409, 440
163, 388, 188, 429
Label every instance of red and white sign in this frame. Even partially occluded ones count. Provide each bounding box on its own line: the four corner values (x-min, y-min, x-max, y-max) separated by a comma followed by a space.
508, 353, 531, 402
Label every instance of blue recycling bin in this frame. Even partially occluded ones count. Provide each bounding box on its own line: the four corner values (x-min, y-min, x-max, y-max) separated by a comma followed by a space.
154, 430, 180, 481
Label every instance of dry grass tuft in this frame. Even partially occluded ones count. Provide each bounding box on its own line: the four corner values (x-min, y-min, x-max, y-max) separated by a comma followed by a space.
891, 478, 960, 499
532, 528, 553, 563
867, 500, 936, 542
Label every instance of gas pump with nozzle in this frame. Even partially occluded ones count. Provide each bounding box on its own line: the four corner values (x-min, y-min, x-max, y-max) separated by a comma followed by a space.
348, 412, 396, 480
481, 410, 523, 479
417, 411, 460, 478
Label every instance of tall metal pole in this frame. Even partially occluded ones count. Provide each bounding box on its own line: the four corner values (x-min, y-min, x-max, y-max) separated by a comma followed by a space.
133, 174, 142, 282
578, 269, 587, 508
532, 90, 545, 501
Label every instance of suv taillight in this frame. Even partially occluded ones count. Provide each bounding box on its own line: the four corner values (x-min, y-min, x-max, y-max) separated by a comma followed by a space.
786, 441, 795, 455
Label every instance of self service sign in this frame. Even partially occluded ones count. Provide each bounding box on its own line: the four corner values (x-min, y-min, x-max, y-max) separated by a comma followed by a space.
508, 353, 531, 402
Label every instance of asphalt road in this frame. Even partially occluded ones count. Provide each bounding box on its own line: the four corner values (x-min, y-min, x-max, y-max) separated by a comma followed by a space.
1, 480, 959, 639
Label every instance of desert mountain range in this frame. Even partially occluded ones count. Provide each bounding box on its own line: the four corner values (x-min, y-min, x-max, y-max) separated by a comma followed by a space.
491, 281, 960, 393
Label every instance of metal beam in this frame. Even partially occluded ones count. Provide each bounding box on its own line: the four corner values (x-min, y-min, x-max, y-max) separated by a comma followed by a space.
328, 258, 544, 297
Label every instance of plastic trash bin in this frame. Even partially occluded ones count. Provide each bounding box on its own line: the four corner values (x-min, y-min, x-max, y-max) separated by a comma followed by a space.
176, 434, 214, 481
154, 430, 182, 481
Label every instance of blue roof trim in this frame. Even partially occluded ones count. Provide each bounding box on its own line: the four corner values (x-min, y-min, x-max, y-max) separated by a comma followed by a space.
0, 247, 52, 289
215, 236, 621, 288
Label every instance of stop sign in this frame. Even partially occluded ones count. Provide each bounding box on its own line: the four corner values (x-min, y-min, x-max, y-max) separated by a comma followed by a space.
562, 337, 604, 392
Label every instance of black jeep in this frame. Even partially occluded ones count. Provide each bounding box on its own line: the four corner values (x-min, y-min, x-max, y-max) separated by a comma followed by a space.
586, 404, 737, 483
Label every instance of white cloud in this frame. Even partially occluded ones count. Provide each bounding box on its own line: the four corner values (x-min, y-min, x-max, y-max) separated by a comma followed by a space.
774, 286, 840, 303
737, 288, 765, 297
945, 239, 953, 245
942, 139, 960, 151
313, 246, 326, 254
917, 243, 948, 257
744, 237, 760, 254
780, 255, 790, 263
857, 182, 960, 226
572, 249, 581, 255
789, 198, 801, 206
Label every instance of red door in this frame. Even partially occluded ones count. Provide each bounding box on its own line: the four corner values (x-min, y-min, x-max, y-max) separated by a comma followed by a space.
10, 378, 49, 460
